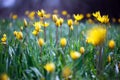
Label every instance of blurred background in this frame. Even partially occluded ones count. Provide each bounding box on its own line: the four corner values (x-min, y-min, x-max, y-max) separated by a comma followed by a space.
0, 0, 120, 18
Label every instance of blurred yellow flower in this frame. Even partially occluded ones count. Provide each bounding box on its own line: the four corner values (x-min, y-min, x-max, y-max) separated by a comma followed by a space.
33, 22, 42, 32
97, 15, 109, 23
25, 10, 29, 15
112, 18, 116, 23
52, 14, 58, 22
23, 18, 27, 27
87, 19, 94, 24
62, 10, 68, 16
45, 13, 51, 19
37, 9, 45, 18
67, 19, 73, 27
1, 34, 7, 44
16, 31, 23, 40
32, 30, 39, 36
38, 38, 44, 47
73, 14, 84, 21
70, 51, 81, 60
28, 11, 35, 20
55, 19, 61, 27
80, 47, 85, 54
86, 26, 107, 46
59, 18, 64, 25
42, 22, 49, 28
60, 38, 67, 47
86, 13, 91, 18
108, 40, 115, 49
118, 18, 120, 23
108, 55, 111, 63
12, 14, 18, 20
0, 73, 9, 80
44, 62, 55, 73
92, 11, 101, 18
62, 66, 72, 78
53, 9, 58, 14
70, 26, 74, 30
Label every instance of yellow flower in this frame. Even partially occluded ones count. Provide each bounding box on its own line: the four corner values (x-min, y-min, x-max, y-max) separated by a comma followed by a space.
20, 26, 23, 31
37, 9, 45, 18
108, 55, 111, 63
13, 31, 17, 36
25, 10, 29, 15
97, 15, 109, 23
87, 19, 94, 24
12, 14, 18, 20
86, 26, 107, 46
0, 73, 9, 80
53, 9, 58, 14
42, 22, 49, 28
60, 38, 67, 47
32, 30, 39, 36
62, 66, 72, 78
45, 13, 51, 19
59, 18, 64, 25
16, 31, 23, 40
1, 34, 7, 44
38, 38, 44, 47
108, 40, 115, 49
92, 11, 101, 18
73, 14, 84, 21
52, 14, 58, 22
70, 51, 81, 60
44, 62, 55, 73
33, 22, 42, 32
62, 10, 68, 16
55, 19, 61, 27
80, 47, 85, 55
67, 19, 73, 27
23, 18, 27, 27
70, 26, 74, 30
28, 11, 35, 20
86, 13, 91, 18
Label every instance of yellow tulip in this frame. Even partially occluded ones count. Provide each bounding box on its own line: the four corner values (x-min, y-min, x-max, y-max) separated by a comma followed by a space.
0, 73, 9, 80
80, 47, 85, 54
60, 38, 67, 47
24, 18, 27, 27
62, 10, 68, 16
108, 55, 111, 63
44, 62, 55, 73
67, 19, 73, 27
32, 30, 39, 36
52, 14, 58, 22
37, 9, 45, 18
109, 40, 115, 49
38, 38, 44, 47
70, 51, 81, 60
42, 22, 49, 28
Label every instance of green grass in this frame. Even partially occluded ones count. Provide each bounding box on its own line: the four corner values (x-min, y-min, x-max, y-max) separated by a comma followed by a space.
0, 19, 120, 80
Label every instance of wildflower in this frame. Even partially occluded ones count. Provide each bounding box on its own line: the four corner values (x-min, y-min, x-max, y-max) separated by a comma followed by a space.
62, 66, 72, 78
86, 13, 91, 18
62, 10, 68, 16
0, 73, 9, 80
59, 18, 64, 25
52, 14, 58, 22
38, 38, 44, 47
53, 9, 58, 14
86, 26, 107, 46
33, 22, 42, 32
60, 38, 67, 47
97, 15, 109, 23
108, 55, 111, 63
44, 62, 55, 73
70, 51, 81, 60
80, 47, 85, 54
42, 22, 49, 28
16, 31, 23, 40
73, 14, 84, 21
28, 11, 35, 20
92, 11, 101, 18
32, 30, 39, 36
55, 19, 61, 27
45, 13, 51, 19
12, 14, 18, 20
37, 9, 45, 18
87, 19, 94, 24
25, 10, 29, 15
23, 18, 27, 27
108, 40, 115, 49
67, 19, 73, 27
70, 26, 73, 30
1, 34, 7, 44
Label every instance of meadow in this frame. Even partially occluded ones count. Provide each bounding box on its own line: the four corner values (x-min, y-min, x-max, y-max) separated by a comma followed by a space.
0, 10, 120, 80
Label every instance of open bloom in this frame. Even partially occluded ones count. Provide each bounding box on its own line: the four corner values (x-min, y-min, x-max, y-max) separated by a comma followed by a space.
62, 66, 72, 78
42, 22, 49, 28
14, 31, 23, 40
86, 26, 107, 46
44, 62, 55, 73
28, 11, 35, 20
37, 9, 45, 18
73, 14, 84, 21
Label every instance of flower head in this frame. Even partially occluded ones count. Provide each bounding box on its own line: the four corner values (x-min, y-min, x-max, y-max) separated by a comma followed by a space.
60, 38, 67, 47
108, 40, 115, 49
73, 14, 84, 21
38, 38, 44, 47
86, 26, 107, 46
62, 66, 72, 78
23, 18, 27, 27
70, 51, 81, 60
67, 19, 73, 27
0, 73, 9, 80
1, 34, 7, 44
37, 9, 45, 18
28, 11, 35, 20
80, 47, 85, 54
52, 14, 58, 22
42, 22, 49, 28
44, 62, 55, 73
62, 10, 68, 16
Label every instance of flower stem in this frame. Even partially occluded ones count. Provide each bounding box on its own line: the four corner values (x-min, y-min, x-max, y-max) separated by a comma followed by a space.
56, 27, 58, 46
44, 27, 46, 42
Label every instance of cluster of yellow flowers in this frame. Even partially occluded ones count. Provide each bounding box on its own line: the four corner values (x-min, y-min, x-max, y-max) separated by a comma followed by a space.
93, 11, 109, 23
1, 34, 7, 44
14, 31, 23, 40
32, 22, 43, 36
